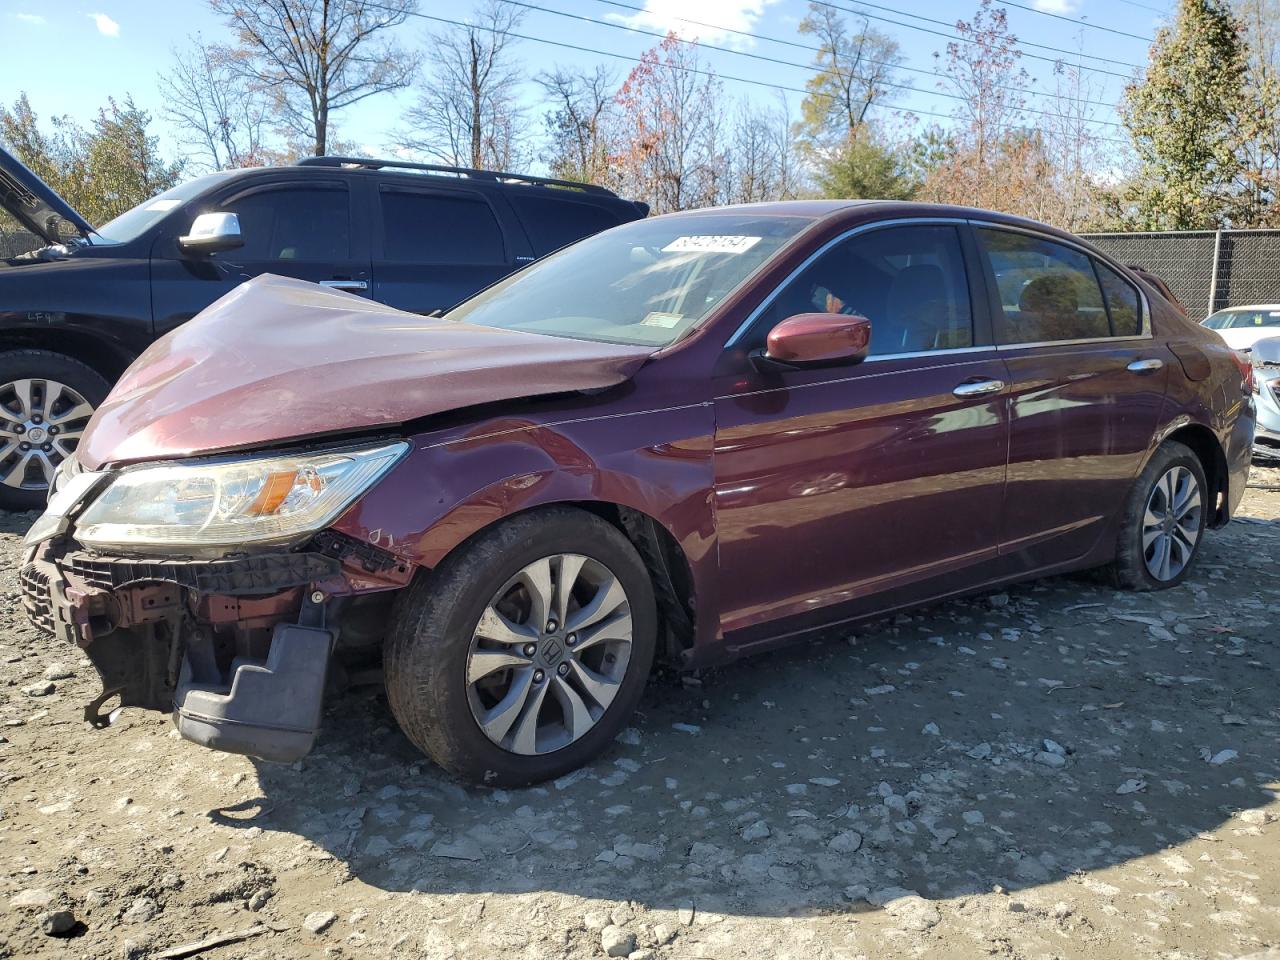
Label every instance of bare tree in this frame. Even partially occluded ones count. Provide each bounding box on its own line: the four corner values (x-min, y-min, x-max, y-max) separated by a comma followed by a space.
1236, 0, 1280, 225
614, 33, 724, 213
720, 97, 800, 204
538, 65, 617, 184
400, 1, 528, 170
159, 36, 272, 172
1038, 45, 1110, 229
210, 0, 418, 156
796, 2, 905, 145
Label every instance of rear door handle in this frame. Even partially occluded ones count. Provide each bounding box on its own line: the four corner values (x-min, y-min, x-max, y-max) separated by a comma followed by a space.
320, 279, 368, 291
953, 378, 1006, 398
1127, 358, 1164, 374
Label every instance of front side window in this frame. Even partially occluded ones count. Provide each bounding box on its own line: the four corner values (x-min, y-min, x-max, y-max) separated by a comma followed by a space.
747, 224, 974, 356
447, 213, 810, 346
217, 186, 350, 261
978, 228, 1109, 344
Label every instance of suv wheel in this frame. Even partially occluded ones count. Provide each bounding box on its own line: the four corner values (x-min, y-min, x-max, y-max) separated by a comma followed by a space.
384, 507, 657, 786
1109, 440, 1208, 590
0, 351, 110, 511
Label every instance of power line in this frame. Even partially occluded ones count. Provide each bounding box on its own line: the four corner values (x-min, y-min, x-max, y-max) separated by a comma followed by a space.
588, 0, 1123, 112
502, 0, 1128, 127
375, 3, 1134, 147
997, 0, 1154, 43
814, 0, 1141, 75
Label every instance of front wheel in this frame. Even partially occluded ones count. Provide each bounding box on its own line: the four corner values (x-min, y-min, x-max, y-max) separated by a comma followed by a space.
1109, 440, 1208, 590
383, 507, 657, 787
0, 350, 110, 511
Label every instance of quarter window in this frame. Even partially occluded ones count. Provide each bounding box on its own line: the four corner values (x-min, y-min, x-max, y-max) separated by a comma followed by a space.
510, 195, 621, 255
1095, 261, 1142, 336
379, 190, 505, 264
217, 186, 350, 261
977, 228, 1109, 344
749, 224, 974, 356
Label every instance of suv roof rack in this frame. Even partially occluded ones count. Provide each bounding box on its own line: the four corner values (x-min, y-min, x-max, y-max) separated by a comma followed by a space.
296, 156, 616, 196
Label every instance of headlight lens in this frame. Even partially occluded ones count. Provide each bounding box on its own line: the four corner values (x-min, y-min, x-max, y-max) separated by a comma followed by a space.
74, 442, 407, 554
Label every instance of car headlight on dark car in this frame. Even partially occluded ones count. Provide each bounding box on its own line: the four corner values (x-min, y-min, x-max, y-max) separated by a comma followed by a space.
71, 441, 407, 556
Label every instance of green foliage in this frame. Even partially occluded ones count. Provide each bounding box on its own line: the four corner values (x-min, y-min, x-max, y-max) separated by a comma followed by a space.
1121, 0, 1248, 229
0, 93, 181, 230
814, 133, 917, 201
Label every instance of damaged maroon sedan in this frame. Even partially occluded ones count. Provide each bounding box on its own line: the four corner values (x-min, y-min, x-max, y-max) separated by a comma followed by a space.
22, 202, 1255, 786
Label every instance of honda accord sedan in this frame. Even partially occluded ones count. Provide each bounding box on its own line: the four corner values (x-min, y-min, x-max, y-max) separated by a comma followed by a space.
21, 201, 1255, 786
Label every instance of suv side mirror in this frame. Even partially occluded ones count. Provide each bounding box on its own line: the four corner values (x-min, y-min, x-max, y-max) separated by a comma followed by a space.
178, 212, 243, 255
763, 313, 872, 366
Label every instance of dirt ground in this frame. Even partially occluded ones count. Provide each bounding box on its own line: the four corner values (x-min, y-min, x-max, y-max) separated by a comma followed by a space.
3, 467, 1279, 960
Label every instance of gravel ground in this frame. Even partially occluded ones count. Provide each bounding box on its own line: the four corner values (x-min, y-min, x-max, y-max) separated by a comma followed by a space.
3, 466, 1280, 960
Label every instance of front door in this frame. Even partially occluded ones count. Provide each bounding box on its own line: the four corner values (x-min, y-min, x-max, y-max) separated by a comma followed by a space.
151, 180, 370, 336
973, 226, 1169, 569
712, 222, 1011, 648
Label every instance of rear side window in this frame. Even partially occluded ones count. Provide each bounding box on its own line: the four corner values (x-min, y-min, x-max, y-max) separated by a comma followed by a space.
379, 190, 506, 264
977, 228, 1109, 344
510, 195, 622, 254
749, 224, 973, 356
1095, 262, 1142, 336
218, 186, 350, 261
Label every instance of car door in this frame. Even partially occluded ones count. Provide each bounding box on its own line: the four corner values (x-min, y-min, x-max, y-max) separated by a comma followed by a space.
370, 185, 517, 315
151, 179, 370, 336
973, 225, 1169, 569
712, 221, 1011, 648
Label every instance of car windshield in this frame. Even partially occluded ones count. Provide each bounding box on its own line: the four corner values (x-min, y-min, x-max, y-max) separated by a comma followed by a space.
92, 173, 232, 245
447, 213, 812, 346
1203, 307, 1280, 330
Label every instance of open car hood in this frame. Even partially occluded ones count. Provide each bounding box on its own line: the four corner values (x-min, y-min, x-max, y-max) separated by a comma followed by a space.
78, 275, 655, 470
0, 146, 94, 244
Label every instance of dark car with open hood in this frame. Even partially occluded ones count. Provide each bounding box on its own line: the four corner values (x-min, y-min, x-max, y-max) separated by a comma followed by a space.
21, 201, 1255, 786
0, 147, 646, 509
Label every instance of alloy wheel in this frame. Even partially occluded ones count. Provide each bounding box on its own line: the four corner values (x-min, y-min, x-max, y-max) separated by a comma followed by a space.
465, 553, 633, 755
1142, 464, 1202, 582
0, 379, 94, 490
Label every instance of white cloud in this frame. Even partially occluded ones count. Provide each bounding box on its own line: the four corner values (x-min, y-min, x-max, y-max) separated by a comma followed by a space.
87, 12, 120, 37
612, 0, 780, 50
1031, 0, 1081, 12
14, 13, 46, 24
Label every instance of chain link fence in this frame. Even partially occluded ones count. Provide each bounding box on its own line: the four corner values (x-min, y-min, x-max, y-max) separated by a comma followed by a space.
0, 217, 42, 259
1081, 229, 1280, 320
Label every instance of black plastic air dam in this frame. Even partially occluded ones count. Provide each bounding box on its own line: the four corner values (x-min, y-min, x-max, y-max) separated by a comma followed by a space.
173, 622, 334, 763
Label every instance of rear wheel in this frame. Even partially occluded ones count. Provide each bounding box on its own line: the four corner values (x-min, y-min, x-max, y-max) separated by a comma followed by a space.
0, 351, 109, 511
383, 507, 657, 786
1109, 440, 1208, 590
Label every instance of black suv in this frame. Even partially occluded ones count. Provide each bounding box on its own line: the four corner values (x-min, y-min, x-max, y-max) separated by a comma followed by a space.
0, 150, 647, 508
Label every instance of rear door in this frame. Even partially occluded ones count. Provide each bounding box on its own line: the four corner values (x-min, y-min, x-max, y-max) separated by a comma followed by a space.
151, 179, 370, 336
974, 225, 1169, 569
370, 184, 517, 315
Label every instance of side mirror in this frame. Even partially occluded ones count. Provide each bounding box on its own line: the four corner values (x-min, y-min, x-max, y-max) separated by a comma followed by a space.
763, 313, 871, 366
1253, 336, 1280, 366
178, 212, 243, 255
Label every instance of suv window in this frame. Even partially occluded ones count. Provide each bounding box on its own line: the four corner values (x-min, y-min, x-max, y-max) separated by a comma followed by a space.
218, 186, 350, 261
510, 195, 622, 254
978, 228, 1109, 344
1095, 262, 1142, 336
749, 224, 973, 356
380, 189, 505, 264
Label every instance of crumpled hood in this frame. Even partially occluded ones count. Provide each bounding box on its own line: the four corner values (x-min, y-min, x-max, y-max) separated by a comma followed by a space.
78, 274, 654, 469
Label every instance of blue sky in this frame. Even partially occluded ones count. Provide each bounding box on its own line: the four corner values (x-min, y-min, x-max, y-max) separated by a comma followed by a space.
0, 0, 1176, 170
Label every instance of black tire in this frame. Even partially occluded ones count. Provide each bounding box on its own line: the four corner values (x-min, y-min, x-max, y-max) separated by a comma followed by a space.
383, 506, 657, 787
0, 350, 111, 511
1109, 440, 1209, 591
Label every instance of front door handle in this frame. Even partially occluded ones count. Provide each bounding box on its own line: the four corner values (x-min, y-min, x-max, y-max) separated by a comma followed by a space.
320, 279, 368, 291
953, 377, 1006, 398
1126, 358, 1164, 374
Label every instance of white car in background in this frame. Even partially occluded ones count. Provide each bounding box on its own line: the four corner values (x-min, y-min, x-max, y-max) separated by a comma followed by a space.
1202, 304, 1280, 351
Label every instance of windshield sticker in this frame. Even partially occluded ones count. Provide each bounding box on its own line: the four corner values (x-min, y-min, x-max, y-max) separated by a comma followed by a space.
640, 312, 684, 328
662, 235, 762, 255
145, 199, 183, 212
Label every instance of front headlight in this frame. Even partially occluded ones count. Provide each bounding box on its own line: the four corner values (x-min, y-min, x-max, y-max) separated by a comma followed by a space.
73, 441, 407, 555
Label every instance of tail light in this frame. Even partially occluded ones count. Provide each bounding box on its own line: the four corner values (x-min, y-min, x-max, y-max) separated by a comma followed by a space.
1234, 350, 1255, 394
